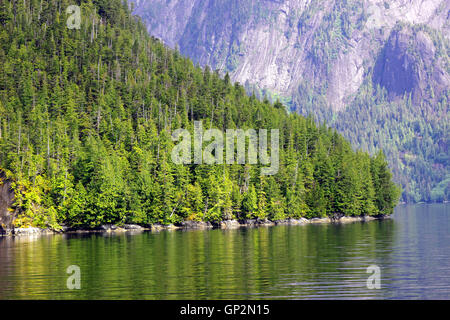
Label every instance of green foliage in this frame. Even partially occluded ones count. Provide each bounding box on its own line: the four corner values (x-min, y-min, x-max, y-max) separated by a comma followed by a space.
295, 77, 448, 203
0, 0, 399, 229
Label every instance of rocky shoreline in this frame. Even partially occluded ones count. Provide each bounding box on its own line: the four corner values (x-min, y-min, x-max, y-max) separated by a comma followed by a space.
0, 215, 390, 237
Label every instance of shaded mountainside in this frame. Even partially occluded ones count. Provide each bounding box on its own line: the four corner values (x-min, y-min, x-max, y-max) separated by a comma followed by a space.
131, 0, 450, 202
371, 23, 449, 107
0, 0, 399, 230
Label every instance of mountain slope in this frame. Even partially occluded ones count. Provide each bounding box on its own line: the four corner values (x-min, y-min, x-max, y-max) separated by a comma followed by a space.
131, 0, 449, 108
131, 0, 450, 202
0, 0, 399, 231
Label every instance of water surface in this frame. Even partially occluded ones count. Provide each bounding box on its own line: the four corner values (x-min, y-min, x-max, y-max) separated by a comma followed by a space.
0, 203, 448, 299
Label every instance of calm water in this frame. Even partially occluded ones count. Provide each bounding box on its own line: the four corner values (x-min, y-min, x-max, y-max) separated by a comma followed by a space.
0, 203, 449, 300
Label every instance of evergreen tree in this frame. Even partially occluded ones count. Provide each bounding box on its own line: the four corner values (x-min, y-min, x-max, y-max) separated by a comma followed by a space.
0, 0, 400, 229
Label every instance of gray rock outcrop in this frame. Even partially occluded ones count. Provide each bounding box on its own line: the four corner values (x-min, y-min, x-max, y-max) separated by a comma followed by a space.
0, 171, 17, 235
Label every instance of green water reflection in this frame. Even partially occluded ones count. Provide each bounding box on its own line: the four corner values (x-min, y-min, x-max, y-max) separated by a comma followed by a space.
1, 204, 449, 299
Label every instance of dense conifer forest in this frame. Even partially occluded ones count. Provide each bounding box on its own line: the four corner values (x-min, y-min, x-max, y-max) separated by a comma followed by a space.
129, 0, 449, 204
0, 0, 400, 230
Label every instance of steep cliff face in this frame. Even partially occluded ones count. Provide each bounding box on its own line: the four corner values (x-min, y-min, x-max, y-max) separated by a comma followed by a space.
374, 26, 449, 104
130, 0, 449, 110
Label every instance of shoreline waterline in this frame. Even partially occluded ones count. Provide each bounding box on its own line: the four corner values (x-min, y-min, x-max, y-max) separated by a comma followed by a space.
1, 215, 390, 237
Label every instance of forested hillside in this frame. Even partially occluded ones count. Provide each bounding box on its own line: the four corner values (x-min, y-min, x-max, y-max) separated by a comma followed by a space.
130, 0, 449, 203
0, 0, 399, 230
